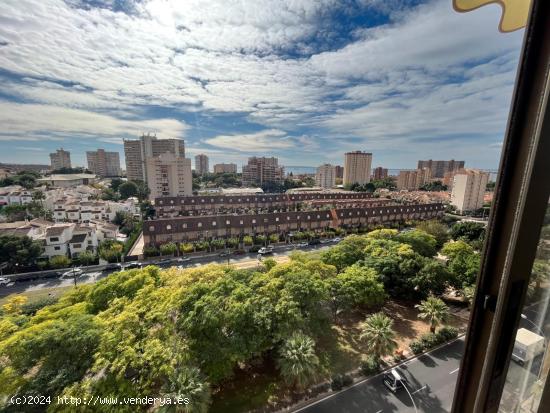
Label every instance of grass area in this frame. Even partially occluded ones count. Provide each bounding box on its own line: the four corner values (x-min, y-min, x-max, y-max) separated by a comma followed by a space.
0, 285, 74, 306
211, 300, 470, 412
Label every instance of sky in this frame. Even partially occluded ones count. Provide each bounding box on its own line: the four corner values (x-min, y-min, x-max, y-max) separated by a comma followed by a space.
0, 0, 525, 170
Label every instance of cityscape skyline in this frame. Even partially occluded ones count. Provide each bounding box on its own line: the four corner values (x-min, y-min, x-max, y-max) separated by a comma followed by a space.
0, 0, 523, 169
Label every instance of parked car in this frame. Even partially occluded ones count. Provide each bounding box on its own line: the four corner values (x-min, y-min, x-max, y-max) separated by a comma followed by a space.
156, 258, 173, 266
61, 268, 83, 278
512, 328, 545, 365
258, 246, 274, 255
249, 246, 262, 253
320, 239, 331, 244
233, 249, 246, 255
308, 239, 321, 246
104, 263, 122, 270
332, 237, 342, 242
176, 257, 191, 263
121, 262, 142, 270
383, 369, 405, 393
296, 242, 309, 247
0, 277, 10, 286
219, 251, 231, 257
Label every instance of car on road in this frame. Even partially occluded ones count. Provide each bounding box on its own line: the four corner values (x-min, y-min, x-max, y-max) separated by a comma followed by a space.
156, 258, 174, 266
218, 251, 231, 257
176, 257, 191, 263
0, 277, 10, 286
258, 246, 274, 255
332, 237, 342, 242
295, 242, 309, 247
320, 239, 332, 244
61, 268, 84, 278
104, 263, 122, 270
233, 249, 246, 255
308, 239, 321, 246
383, 368, 405, 393
121, 262, 142, 270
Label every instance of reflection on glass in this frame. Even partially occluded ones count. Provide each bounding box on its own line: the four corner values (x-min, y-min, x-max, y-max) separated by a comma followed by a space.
499, 200, 550, 412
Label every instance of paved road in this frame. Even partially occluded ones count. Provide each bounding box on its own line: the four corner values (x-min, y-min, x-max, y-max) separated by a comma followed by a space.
295, 338, 464, 413
0, 243, 332, 298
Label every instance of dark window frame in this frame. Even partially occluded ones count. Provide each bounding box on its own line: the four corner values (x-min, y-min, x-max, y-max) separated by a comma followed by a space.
452, 1, 550, 411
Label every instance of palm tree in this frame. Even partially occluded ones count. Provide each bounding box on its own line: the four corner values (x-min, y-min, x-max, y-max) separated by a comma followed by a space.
277, 332, 320, 389
160, 365, 211, 413
416, 296, 449, 333
359, 312, 398, 361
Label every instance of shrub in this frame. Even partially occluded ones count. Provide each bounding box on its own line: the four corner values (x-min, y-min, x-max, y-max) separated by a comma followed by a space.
194, 241, 210, 251
180, 243, 194, 253
437, 326, 459, 342
211, 239, 225, 249
49, 255, 71, 269
342, 374, 353, 386
360, 356, 380, 376
226, 237, 239, 248
159, 242, 177, 256
269, 234, 280, 243
243, 235, 253, 246
143, 246, 160, 258
420, 333, 439, 348
409, 340, 425, 355
21, 296, 59, 315
255, 235, 267, 245
330, 375, 344, 391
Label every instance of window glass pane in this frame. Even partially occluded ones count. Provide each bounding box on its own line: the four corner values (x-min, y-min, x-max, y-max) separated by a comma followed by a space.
499, 200, 550, 412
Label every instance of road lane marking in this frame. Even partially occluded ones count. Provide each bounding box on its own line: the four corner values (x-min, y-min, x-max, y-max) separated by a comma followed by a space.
375, 410, 383, 413
412, 385, 427, 394
449, 368, 459, 374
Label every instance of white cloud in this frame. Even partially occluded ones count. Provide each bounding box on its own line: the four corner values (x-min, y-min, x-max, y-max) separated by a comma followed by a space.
0, 101, 188, 141
205, 129, 293, 151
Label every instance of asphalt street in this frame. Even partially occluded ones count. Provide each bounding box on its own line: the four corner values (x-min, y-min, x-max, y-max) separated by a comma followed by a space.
294, 338, 465, 413
0, 242, 332, 299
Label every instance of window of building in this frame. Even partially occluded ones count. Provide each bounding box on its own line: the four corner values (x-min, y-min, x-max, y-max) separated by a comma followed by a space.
197, 222, 202, 228
54, 246, 60, 251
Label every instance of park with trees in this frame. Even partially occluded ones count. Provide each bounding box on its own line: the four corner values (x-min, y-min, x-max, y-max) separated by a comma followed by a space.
0, 217, 491, 412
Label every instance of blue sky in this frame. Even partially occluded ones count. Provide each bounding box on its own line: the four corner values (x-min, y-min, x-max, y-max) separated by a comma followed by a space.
0, 0, 524, 170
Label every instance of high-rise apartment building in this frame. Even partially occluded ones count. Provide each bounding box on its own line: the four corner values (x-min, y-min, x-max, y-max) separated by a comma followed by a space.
242, 157, 284, 186
450, 169, 490, 212
335, 165, 344, 179
417, 159, 465, 179
123, 134, 185, 182
343, 151, 372, 186
315, 164, 336, 189
86, 149, 121, 177
49, 148, 71, 170
145, 152, 192, 199
213, 163, 237, 174
194, 154, 209, 175
396, 169, 432, 190
373, 167, 388, 180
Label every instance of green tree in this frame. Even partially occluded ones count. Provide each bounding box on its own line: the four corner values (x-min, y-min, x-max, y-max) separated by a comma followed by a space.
412, 260, 452, 296
269, 233, 280, 243
415, 296, 449, 333
531, 260, 549, 289
321, 235, 369, 272
110, 178, 124, 192
277, 332, 319, 389
243, 235, 253, 246
98, 239, 124, 263
118, 181, 139, 199
328, 264, 385, 317
0, 235, 44, 270
415, 220, 450, 248
396, 229, 437, 257
359, 312, 398, 360
0, 204, 28, 221
133, 180, 150, 201
450, 222, 486, 244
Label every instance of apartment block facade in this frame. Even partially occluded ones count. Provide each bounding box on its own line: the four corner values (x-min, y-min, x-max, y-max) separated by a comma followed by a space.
451, 169, 490, 212
343, 151, 372, 186
86, 149, 121, 177
315, 164, 336, 189
397, 169, 432, 190
417, 159, 465, 179
335, 165, 344, 179
49, 148, 71, 170
123, 134, 186, 182
145, 152, 192, 199
373, 167, 389, 180
242, 157, 284, 186
213, 163, 237, 174
195, 154, 209, 175
144, 201, 444, 245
